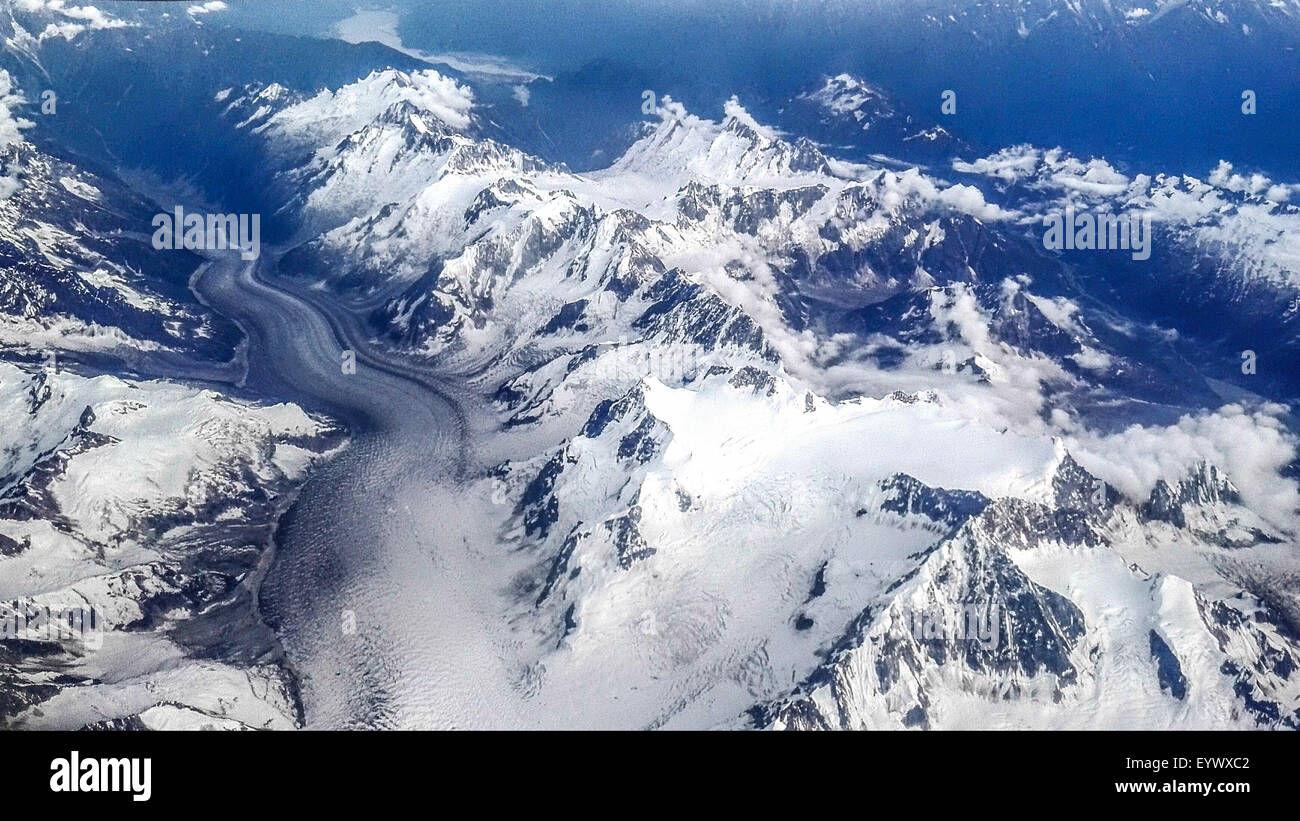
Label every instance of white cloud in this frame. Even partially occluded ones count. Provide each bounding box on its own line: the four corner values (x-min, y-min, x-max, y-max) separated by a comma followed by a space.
13, 1, 128, 40
187, 2, 228, 15
1070, 403, 1299, 528
884, 167, 1017, 222
0, 70, 32, 150
934, 180, 1014, 221
1068, 347, 1113, 372
957, 146, 1300, 289
0, 70, 33, 200
723, 96, 779, 140
1208, 159, 1296, 202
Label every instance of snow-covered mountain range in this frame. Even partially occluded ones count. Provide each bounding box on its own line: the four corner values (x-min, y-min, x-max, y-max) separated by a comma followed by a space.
0, 360, 342, 729
2, 1, 1298, 729
1, 8, 346, 729
213, 58, 1300, 727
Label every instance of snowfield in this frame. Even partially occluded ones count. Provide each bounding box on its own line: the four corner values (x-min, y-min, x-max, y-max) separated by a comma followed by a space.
0, 359, 343, 729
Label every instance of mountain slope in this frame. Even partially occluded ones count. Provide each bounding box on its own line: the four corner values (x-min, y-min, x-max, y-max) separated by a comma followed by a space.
223, 65, 1300, 728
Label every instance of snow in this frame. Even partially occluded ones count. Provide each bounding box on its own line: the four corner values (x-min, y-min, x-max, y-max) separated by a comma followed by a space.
0, 360, 340, 729
956, 146, 1300, 289
69, 52, 1298, 730
1069, 403, 1299, 529
644, 378, 1058, 501
269, 68, 474, 142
